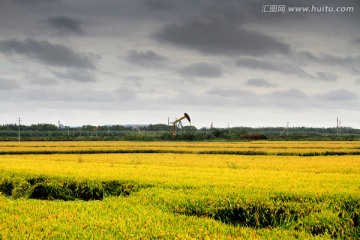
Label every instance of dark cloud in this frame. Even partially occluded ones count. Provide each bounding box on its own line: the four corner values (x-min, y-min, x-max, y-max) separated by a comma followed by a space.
241, 0, 307, 23
146, 0, 175, 11
317, 89, 357, 101
125, 50, 169, 68
300, 51, 360, 67
299, 51, 360, 77
0, 78, 20, 91
237, 58, 339, 81
46, 16, 84, 35
25, 73, 58, 85
245, 78, 275, 87
236, 58, 312, 78
52, 70, 96, 83
237, 58, 279, 71
0, 39, 96, 69
13, 0, 58, 3
179, 62, 222, 78
0, 0, 359, 127
154, 19, 290, 57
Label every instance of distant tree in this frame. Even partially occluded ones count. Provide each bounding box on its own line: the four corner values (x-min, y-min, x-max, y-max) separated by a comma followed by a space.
182, 126, 197, 131
30, 124, 58, 131
0, 124, 18, 131
81, 125, 97, 131
240, 133, 267, 140
146, 124, 169, 131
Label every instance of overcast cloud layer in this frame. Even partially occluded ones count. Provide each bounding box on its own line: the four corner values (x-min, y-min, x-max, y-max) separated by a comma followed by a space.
0, 0, 360, 128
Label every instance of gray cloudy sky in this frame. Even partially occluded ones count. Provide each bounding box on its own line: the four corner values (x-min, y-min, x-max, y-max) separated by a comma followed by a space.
0, 0, 360, 128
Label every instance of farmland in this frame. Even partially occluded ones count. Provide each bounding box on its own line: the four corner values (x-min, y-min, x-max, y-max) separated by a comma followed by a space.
0, 141, 359, 239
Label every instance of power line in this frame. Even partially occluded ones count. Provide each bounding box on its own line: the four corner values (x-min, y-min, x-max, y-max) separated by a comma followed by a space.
280, 122, 289, 136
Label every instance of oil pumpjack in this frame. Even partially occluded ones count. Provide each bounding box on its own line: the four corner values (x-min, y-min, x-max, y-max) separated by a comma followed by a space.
170, 113, 191, 136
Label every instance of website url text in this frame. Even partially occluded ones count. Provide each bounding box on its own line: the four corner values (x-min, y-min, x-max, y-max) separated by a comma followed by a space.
261, 5, 355, 13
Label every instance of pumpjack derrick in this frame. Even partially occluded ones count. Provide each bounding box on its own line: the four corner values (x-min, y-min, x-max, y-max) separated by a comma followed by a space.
170, 113, 191, 136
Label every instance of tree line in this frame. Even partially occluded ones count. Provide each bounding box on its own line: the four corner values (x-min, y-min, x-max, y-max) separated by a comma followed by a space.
0, 123, 359, 141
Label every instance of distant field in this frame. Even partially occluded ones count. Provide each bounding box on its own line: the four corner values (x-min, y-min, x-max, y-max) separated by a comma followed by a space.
1, 140, 360, 155
0, 141, 359, 239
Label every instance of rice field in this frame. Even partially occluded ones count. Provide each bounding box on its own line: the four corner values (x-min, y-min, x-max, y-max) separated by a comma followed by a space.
0, 141, 359, 239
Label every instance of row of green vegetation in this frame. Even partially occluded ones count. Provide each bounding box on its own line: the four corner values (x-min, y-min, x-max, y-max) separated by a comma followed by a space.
1, 123, 360, 141
142, 188, 359, 238
0, 173, 148, 201
1, 171, 359, 239
1, 148, 360, 156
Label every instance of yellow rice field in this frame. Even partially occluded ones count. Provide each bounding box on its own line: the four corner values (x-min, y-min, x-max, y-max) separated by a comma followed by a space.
0, 141, 359, 239
0, 153, 359, 194
0, 140, 360, 154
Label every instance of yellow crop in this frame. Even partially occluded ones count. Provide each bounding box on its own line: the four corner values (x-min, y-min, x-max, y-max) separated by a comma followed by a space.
0, 141, 359, 239
0, 140, 359, 154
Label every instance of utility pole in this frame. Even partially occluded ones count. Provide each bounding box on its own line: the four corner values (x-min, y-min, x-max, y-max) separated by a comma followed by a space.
18, 118, 21, 142
336, 117, 339, 137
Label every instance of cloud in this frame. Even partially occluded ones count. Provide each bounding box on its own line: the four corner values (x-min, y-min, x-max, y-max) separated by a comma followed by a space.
299, 51, 360, 67
179, 62, 222, 78
125, 50, 169, 68
205, 87, 262, 107
17, 88, 116, 103
124, 76, 143, 87
315, 72, 337, 82
206, 88, 252, 98
25, 73, 58, 85
52, 70, 96, 83
0, 78, 20, 91
264, 88, 310, 110
154, 19, 290, 57
0, 0, 359, 127
316, 89, 358, 101
236, 58, 312, 78
46, 16, 84, 35
114, 88, 136, 102
240, 0, 308, 23
0, 39, 96, 69
268, 88, 307, 99
237, 58, 339, 81
13, 0, 59, 3
245, 78, 276, 87
146, 0, 175, 11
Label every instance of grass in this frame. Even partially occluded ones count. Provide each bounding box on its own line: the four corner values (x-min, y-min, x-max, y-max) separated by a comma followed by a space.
0, 141, 359, 239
